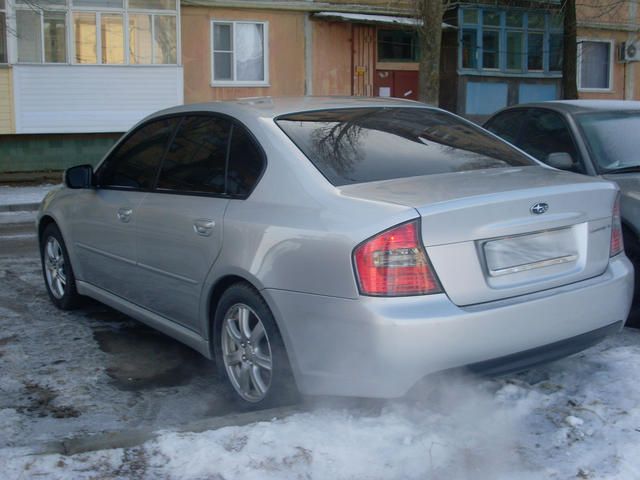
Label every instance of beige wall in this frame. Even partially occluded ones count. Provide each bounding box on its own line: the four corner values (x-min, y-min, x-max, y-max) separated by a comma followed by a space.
182, 6, 306, 103
577, 0, 640, 100
0, 67, 15, 134
577, 28, 640, 100
312, 20, 352, 96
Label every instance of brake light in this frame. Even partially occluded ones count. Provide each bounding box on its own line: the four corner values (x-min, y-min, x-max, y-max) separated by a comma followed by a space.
353, 220, 442, 296
610, 194, 624, 257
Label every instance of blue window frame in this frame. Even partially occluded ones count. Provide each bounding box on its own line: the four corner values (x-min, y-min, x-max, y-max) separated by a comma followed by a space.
459, 7, 563, 75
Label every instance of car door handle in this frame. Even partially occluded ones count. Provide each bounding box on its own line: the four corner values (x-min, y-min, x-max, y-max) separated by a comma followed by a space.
193, 219, 215, 236
117, 208, 133, 223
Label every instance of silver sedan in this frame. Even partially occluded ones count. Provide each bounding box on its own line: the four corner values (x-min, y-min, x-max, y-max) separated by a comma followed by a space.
38, 97, 633, 405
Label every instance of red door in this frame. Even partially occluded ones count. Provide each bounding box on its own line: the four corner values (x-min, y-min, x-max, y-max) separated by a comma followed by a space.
373, 70, 419, 100
393, 71, 418, 100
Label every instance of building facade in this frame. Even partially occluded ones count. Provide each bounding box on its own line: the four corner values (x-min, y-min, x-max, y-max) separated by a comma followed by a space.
439, 1, 564, 121
0, 0, 183, 172
2, 0, 640, 172
576, 0, 640, 100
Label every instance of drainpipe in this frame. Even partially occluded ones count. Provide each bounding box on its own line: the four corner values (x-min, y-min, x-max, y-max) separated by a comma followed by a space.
626, 0, 638, 100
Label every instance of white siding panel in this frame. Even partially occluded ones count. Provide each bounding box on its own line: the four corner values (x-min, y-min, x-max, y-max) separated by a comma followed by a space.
13, 66, 184, 134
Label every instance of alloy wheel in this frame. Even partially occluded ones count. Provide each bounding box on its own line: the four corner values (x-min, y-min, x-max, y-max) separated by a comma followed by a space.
44, 236, 67, 299
221, 303, 273, 402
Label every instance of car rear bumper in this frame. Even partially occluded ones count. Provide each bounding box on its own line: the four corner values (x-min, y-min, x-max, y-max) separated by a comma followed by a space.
264, 255, 633, 398
465, 320, 623, 376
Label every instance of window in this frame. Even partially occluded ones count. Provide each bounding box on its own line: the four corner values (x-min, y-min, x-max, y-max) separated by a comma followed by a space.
485, 109, 527, 144
506, 31, 523, 70
14, 0, 178, 64
579, 40, 612, 90
277, 108, 535, 186
17, 9, 67, 63
98, 118, 179, 189
212, 21, 268, 85
227, 125, 264, 196
157, 116, 231, 194
459, 8, 563, 74
0, 0, 7, 63
549, 33, 563, 72
461, 29, 478, 68
73, 12, 97, 63
516, 109, 583, 173
377, 29, 419, 62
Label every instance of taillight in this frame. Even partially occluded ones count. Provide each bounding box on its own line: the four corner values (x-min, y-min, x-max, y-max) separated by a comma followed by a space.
610, 194, 624, 257
353, 220, 442, 296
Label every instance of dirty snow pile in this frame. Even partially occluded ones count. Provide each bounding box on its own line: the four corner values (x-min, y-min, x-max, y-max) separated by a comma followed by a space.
1, 329, 639, 480
0, 185, 56, 207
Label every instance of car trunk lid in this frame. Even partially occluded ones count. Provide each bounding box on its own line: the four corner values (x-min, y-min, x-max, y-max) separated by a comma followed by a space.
339, 166, 617, 305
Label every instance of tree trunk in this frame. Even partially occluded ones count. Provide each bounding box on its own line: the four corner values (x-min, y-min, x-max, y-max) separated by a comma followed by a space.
562, 0, 578, 99
417, 0, 444, 105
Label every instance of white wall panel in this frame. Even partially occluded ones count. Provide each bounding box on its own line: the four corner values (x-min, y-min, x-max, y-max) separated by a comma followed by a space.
13, 65, 184, 134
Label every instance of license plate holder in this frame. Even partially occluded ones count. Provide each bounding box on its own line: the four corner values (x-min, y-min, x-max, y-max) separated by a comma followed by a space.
483, 228, 578, 277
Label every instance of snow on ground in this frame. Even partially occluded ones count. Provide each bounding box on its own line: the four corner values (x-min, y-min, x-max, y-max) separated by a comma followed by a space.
2, 328, 639, 480
0, 184, 58, 207
1, 225, 640, 479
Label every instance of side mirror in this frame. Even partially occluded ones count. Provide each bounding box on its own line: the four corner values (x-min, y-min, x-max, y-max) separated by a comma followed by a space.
546, 152, 574, 170
64, 164, 94, 189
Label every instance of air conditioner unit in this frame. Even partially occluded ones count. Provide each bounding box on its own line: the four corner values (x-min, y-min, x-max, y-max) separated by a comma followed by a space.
619, 42, 640, 62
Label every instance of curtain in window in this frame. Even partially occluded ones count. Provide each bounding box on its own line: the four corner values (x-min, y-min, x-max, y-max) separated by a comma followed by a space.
236, 23, 264, 81
581, 42, 610, 89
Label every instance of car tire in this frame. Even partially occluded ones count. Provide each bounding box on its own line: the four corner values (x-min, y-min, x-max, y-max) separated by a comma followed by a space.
214, 283, 298, 407
40, 223, 81, 310
623, 227, 640, 328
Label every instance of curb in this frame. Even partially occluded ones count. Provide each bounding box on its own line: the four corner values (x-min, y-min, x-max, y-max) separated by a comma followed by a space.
0, 203, 40, 213
30, 404, 304, 457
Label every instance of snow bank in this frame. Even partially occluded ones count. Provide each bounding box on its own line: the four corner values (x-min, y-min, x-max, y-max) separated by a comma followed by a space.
0, 185, 57, 207
3, 328, 640, 480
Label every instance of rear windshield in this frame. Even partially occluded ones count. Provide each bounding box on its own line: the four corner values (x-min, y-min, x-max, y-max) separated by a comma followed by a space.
276, 107, 535, 186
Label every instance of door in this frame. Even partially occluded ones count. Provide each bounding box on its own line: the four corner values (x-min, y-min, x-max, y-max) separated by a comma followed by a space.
393, 71, 418, 100
133, 115, 233, 330
70, 117, 180, 299
352, 24, 375, 96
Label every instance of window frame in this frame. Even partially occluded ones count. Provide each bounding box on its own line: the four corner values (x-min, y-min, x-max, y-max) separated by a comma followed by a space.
0, 0, 7, 64
15, 7, 69, 64
12, 0, 180, 65
210, 19, 269, 87
376, 28, 420, 63
95, 111, 267, 200
577, 38, 614, 93
458, 7, 562, 76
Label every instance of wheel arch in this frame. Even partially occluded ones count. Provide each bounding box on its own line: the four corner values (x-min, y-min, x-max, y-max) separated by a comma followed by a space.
206, 274, 262, 357
38, 215, 58, 245
204, 274, 299, 384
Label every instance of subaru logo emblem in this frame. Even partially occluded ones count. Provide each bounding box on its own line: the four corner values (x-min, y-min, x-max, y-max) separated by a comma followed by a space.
531, 202, 549, 215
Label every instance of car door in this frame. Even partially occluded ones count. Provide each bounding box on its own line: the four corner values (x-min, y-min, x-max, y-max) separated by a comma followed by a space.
69, 117, 180, 299
132, 114, 234, 331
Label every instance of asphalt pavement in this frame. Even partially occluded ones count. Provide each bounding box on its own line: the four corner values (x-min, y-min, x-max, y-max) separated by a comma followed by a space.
0, 221, 249, 450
